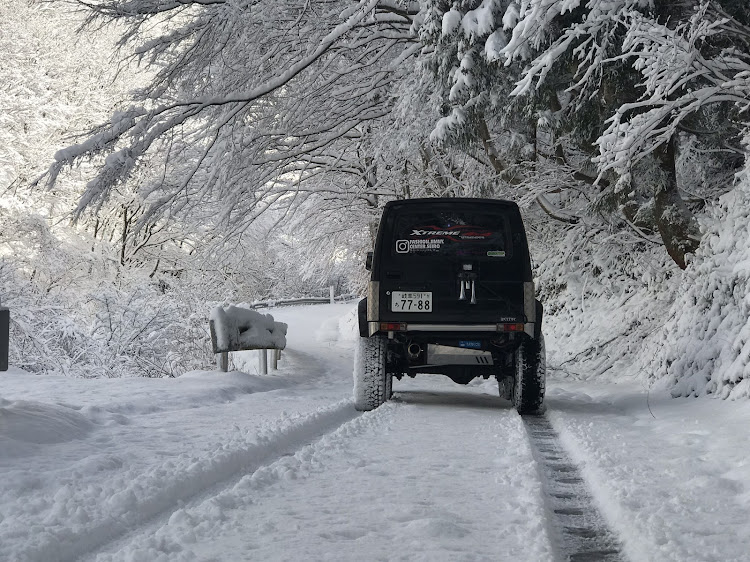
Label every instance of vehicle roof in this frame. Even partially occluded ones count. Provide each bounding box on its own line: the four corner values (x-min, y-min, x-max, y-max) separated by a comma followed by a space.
383, 198, 520, 210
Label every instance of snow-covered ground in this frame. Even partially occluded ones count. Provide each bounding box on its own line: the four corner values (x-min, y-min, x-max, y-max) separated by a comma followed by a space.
2, 303, 750, 561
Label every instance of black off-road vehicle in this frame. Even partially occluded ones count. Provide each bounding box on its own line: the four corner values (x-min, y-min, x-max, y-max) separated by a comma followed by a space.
353, 198, 545, 414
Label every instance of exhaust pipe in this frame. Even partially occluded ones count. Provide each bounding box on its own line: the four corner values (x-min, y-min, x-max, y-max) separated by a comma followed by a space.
407, 343, 422, 359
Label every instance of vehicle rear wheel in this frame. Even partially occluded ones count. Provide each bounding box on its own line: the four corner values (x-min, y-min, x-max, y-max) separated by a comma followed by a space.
353, 335, 391, 411
513, 335, 546, 414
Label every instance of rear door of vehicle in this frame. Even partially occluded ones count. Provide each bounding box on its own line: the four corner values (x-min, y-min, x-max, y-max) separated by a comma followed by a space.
374, 200, 531, 325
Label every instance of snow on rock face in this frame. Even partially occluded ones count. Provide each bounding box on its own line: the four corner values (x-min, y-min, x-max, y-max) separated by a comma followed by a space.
649, 150, 750, 398
210, 305, 287, 352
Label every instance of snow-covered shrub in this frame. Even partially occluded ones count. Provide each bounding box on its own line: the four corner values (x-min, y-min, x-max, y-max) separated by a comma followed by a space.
84, 281, 209, 378
0, 253, 213, 378
647, 153, 750, 399
0, 201, 101, 376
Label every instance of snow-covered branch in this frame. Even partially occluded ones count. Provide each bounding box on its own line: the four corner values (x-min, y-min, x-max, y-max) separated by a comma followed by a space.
48, 0, 425, 235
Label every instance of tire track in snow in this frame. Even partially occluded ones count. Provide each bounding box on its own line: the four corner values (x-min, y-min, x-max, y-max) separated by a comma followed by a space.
25, 401, 359, 562
91, 402, 403, 562
523, 414, 624, 562
91, 392, 556, 562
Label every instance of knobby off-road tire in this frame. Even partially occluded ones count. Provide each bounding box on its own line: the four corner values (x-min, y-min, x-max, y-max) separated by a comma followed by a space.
513, 334, 546, 414
353, 335, 392, 411
497, 376, 513, 401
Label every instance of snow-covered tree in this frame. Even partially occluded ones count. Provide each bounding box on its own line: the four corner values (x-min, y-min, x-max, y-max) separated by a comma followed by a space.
45, 0, 422, 234
642, 134, 750, 399
418, 0, 749, 268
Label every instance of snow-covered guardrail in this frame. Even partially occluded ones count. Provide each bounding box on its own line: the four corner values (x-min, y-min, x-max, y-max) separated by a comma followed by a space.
209, 305, 288, 374
248, 290, 358, 309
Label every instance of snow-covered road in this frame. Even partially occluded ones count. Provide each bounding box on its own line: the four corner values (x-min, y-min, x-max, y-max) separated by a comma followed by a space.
2, 303, 750, 561
94, 392, 553, 562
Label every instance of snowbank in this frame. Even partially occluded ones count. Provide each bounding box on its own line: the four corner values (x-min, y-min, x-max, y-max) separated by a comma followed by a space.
536, 146, 750, 400
0, 397, 94, 457
533, 221, 676, 383
647, 158, 750, 399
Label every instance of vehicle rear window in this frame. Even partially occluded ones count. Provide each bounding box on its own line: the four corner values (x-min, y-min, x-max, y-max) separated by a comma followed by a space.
389, 209, 510, 259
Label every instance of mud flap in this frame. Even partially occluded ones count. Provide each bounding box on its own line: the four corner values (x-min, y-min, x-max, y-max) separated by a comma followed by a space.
358, 298, 368, 337
535, 299, 544, 341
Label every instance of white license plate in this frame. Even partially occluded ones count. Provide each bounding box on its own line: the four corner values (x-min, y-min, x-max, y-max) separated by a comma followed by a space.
391, 291, 432, 313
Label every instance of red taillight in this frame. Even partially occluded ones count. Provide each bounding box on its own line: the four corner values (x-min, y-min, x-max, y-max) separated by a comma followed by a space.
380, 322, 407, 331
503, 323, 525, 332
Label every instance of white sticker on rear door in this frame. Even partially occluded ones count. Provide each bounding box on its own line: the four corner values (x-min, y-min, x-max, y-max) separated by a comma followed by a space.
395, 239, 444, 253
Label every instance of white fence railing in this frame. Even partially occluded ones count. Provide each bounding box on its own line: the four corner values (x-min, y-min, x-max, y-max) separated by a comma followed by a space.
247, 292, 358, 309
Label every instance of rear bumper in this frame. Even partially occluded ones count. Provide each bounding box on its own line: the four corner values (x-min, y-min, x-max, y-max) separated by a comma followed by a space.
368, 321, 535, 338
366, 280, 539, 340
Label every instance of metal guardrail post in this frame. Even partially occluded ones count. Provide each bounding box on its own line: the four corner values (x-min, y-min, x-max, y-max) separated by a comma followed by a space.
210, 319, 230, 372
0, 304, 8, 372
217, 351, 228, 372
259, 349, 268, 375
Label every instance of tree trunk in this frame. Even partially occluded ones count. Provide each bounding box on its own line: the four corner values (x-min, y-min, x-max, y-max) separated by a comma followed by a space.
652, 137, 700, 269
120, 206, 129, 266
